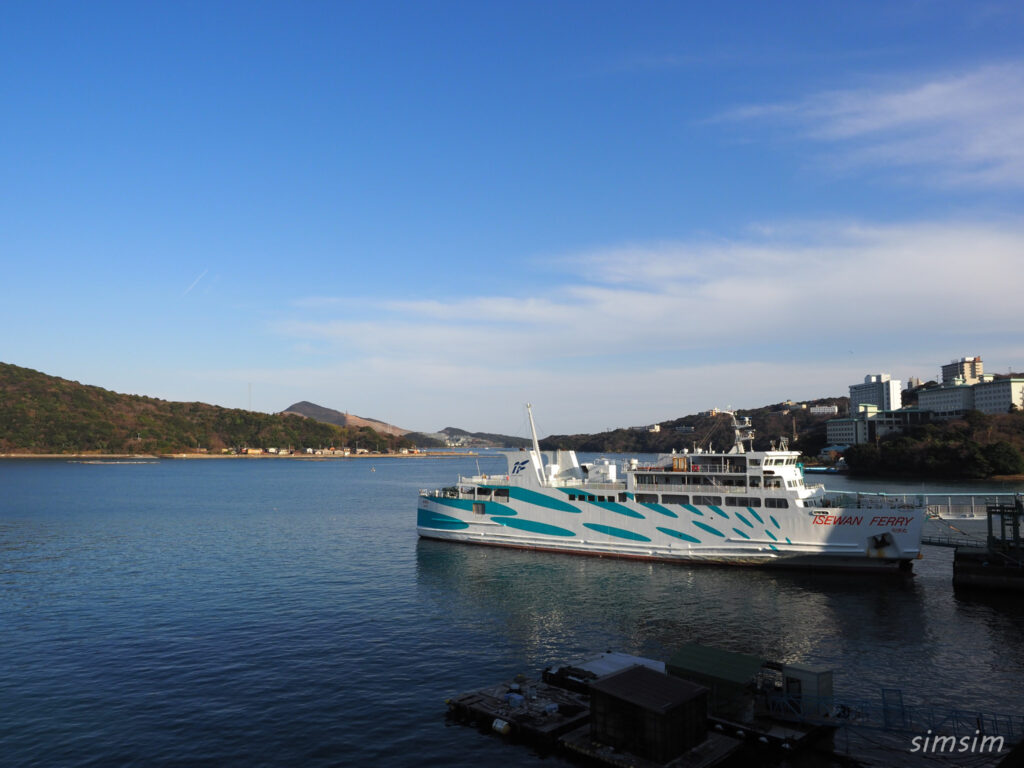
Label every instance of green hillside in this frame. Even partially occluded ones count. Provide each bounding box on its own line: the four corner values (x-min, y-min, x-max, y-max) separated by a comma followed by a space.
540, 399, 1024, 479
844, 411, 1024, 478
0, 363, 413, 455
540, 399, 845, 456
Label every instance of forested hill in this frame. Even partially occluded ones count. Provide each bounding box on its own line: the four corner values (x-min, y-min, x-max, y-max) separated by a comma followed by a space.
540, 399, 1024, 479
539, 400, 847, 456
0, 362, 413, 455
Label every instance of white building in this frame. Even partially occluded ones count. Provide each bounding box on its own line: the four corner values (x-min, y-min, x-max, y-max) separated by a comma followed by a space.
917, 384, 975, 419
809, 405, 839, 416
826, 404, 931, 445
849, 374, 902, 412
825, 418, 860, 445
972, 378, 1024, 415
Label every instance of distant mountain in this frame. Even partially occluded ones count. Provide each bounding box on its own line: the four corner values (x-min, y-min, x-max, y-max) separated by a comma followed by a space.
0, 363, 413, 454
281, 401, 409, 435
404, 427, 531, 449
283, 402, 529, 448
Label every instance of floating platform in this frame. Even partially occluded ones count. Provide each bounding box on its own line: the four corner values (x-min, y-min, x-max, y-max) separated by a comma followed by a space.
952, 496, 1024, 592
445, 676, 589, 746
953, 546, 1024, 591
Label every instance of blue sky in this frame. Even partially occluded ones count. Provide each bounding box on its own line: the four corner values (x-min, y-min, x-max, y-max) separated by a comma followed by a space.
4, 1, 1024, 436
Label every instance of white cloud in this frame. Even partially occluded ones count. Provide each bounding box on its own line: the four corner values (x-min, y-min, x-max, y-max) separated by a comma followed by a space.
719, 62, 1024, 188
270, 220, 1024, 432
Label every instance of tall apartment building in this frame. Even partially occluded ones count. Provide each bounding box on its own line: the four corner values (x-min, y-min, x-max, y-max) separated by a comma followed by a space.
849, 374, 902, 412
941, 356, 984, 385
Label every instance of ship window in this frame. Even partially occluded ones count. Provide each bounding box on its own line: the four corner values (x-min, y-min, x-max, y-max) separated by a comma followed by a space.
750, 478, 761, 488
750, 459, 761, 466
568, 494, 576, 500
618, 493, 628, 502
662, 494, 689, 504
725, 497, 760, 507
494, 489, 509, 500
636, 493, 658, 503
588, 495, 596, 502
765, 498, 789, 509
693, 495, 722, 506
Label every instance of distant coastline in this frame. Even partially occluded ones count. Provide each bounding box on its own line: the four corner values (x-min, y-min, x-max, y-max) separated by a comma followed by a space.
0, 451, 481, 461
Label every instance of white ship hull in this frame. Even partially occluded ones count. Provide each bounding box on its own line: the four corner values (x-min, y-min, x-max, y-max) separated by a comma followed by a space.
417, 410, 925, 572
418, 495, 923, 571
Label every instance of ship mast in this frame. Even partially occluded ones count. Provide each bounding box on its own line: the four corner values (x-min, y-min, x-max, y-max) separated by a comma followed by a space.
526, 403, 542, 457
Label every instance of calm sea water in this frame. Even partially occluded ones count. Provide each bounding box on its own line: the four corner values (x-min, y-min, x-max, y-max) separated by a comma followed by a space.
2, 456, 1023, 767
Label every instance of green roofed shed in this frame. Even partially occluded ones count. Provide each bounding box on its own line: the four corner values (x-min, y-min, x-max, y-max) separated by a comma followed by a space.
666, 643, 767, 718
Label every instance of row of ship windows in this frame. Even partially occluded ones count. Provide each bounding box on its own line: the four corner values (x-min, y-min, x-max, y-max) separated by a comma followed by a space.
568, 493, 628, 503
564, 492, 790, 509
472, 488, 510, 499
749, 457, 799, 466
634, 494, 789, 508
469, 487, 791, 509
636, 476, 797, 489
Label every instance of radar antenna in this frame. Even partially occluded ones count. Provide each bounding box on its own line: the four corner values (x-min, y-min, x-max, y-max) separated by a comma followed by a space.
729, 412, 756, 454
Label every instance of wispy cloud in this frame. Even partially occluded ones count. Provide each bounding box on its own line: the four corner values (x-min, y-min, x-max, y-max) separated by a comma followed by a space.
718, 63, 1024, 188
272, 219, 1024, 432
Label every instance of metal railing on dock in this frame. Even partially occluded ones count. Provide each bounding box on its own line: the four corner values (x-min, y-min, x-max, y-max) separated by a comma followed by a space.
765, 690, 1024, 743
921, 535, 987, 548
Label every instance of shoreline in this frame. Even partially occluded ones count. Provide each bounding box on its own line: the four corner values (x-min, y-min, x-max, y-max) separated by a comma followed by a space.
0, 451, 483, 460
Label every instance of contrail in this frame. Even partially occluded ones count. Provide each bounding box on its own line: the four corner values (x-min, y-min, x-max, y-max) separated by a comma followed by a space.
182, 269, 209, 297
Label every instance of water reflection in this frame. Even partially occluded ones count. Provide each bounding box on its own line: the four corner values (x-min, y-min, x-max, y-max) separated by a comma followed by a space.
414, 540, 944, 697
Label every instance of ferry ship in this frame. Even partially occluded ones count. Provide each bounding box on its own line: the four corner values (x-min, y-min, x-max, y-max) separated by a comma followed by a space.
417, 407, 926, 571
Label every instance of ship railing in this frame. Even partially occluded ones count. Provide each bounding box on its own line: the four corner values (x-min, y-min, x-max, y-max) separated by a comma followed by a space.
420, 487, 462, 499
923, 495, 1021, 518
818, 491, 925, 509
640, 462, 747, 474
573, 481, 626, 492
927, 504, 990, 519
632, 483, 749, 494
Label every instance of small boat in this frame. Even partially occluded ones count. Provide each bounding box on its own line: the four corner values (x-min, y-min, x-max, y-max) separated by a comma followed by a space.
417, 405, 926, 571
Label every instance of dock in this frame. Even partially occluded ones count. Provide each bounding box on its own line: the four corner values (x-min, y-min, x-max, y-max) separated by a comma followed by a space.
446, 647, 1024, 767
445, 676, 590, 746
952, 495, 1024, 591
